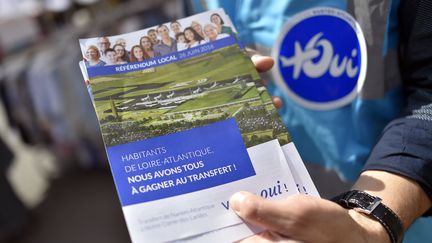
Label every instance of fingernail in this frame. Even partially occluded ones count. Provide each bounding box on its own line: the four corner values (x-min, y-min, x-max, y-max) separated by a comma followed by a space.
251, 54, 263, 62
230, 192, 246, 214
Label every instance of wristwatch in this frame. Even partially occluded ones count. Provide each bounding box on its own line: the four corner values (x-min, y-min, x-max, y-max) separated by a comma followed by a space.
332, 190, 404, 243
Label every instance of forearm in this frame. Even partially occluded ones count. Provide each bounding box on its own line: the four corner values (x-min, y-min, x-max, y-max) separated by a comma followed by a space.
360, 0, 432, 229
353, 170, 432, 230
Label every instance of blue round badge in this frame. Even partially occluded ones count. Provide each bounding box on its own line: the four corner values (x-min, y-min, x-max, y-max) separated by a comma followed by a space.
272, 8, 367, 110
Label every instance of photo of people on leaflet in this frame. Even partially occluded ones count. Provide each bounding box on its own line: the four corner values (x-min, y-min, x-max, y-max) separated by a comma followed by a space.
85, 45, 106, 67
79, 9, 238, 67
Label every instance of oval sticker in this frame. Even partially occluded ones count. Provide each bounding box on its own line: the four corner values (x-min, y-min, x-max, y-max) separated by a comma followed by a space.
272, 7, 367, 110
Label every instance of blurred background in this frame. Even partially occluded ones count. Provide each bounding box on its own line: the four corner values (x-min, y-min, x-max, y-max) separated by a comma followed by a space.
0, 0, 351, 242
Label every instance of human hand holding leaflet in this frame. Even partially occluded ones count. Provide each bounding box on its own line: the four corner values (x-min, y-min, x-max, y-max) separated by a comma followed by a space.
231, 170, 432, 243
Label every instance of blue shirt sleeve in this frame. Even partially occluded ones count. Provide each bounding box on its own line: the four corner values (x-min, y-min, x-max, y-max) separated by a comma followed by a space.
363, 0, 432, 214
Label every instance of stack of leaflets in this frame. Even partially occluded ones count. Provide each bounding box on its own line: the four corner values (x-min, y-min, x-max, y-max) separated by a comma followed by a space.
78, 9, 319, 243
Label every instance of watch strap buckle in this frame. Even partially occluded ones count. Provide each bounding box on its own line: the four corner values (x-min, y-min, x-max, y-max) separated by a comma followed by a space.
353, 197, 382, 214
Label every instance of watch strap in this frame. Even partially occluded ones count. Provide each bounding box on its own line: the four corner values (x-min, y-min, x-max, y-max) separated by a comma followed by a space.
332, 190, 404, 243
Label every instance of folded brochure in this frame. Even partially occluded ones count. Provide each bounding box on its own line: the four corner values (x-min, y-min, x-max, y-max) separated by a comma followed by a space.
78, 8, 318, 243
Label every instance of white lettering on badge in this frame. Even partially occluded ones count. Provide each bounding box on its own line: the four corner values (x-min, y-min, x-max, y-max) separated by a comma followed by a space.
279, 32, 359, 79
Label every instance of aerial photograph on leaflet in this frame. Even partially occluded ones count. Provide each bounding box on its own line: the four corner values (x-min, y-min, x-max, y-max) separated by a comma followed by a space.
89, 45, 291, 147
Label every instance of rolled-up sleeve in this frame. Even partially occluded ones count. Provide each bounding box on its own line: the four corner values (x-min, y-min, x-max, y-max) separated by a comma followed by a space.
363, 0, 432, 203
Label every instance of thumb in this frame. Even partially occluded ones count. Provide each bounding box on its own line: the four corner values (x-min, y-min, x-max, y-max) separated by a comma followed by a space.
229, 191, 293, 233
